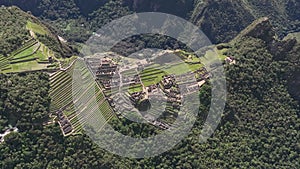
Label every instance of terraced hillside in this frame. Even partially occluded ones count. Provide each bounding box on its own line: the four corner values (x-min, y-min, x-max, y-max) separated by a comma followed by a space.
0, 6, 77, 73
0, 55, 10, 71
0, 6, 73, 58
49, 59, 115, 135
0, 38, 58, 73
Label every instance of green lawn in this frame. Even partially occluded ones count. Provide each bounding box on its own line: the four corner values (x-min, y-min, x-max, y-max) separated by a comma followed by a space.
141, 68, 165, 86
4, 46, 54, 73
188, 63, 204, 71
13, 48, 34, 59
12, 44, 39, 60
7, 43, 50, 69
35, 50, 48, 61
142, 76, 164, 87
3, 60, 48, 73
5, 42, 53, 73
26, 21, 48, 35
164, 62, 191, 75
128, 84, 143, 94
165, 61, 202, 74
138, 57, 203, 87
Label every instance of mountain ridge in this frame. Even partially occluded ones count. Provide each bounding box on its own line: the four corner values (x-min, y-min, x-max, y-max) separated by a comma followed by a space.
1, 0, 299, 44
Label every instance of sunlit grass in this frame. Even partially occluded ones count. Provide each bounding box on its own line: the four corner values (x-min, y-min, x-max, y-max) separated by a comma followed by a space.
26, 21, 48, 35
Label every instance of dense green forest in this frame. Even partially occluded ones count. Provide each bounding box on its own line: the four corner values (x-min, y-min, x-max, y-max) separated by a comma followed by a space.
0, 6, 31, 56
0, 73, 50, 132
191, 0, 300, 43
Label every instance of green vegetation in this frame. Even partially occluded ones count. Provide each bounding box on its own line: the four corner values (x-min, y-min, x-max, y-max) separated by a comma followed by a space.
0, 5, 73, 59
0, 55, 10, 71
49, 70, 74, 112
191, 0, 300, 43
12, 44, 38, 60
165, 62, 196, 75
26, 21, 48, 35
128, 84, 143, 94
58, 55, 78, 69
139, 53, 203, 88
0, 6, 31, 56
140, 67, 165, 86
0, 2, 299, 168
2, 0, 299, 44
0, 39, 58, 73
49, 61, 115, 134
8, 60, 45, 72
216, 48, 228, 60
0, 73, 50, 132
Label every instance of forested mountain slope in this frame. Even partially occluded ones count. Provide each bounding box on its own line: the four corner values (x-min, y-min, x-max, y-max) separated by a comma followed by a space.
230, 17, 300, 103
0, 6, 73, 57
0, 13, 299, 168
0, 1, 299, 168
191, 0, 300, 43
1, 0, 299, 43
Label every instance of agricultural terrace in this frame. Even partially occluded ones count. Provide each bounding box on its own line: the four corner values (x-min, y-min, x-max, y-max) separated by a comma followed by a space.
0, 39, 58, 73
0, 55, 10, 71
125, 50, 204, 94
50, 59, 115, 135
0, 19, 73, 73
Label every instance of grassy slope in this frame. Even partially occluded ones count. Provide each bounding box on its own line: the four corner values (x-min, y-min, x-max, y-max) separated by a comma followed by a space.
26, 21, 48, 35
